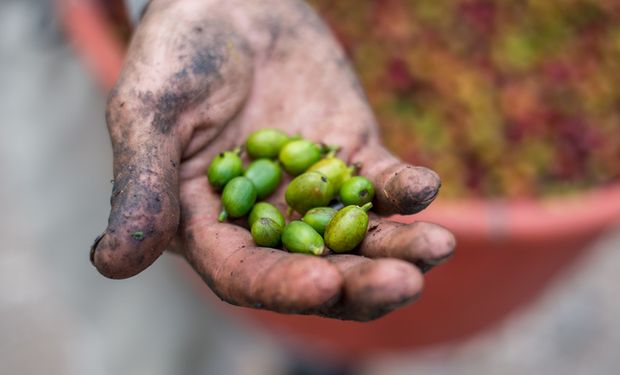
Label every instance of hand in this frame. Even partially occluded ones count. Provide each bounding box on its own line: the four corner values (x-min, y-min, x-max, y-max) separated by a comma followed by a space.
91, 0, 455, 321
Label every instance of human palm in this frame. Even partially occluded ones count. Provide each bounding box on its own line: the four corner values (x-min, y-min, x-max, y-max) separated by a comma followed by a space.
91, 0, 455, 321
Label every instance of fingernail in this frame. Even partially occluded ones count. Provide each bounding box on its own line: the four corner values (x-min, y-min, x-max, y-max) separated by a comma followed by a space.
90, 232, 105, 265
414, 260, 434, 274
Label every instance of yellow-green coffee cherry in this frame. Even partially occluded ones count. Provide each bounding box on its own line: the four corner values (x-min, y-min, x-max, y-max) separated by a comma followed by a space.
219, 176, 257, 221
278, 140, 322, 176
244, 159, 282, 199
207, 148, 243, 190
285, 171, 335, 215
282, 220, 326, 256
301, 207, 337, 236
324, 202, 372, 253
339, 176, 375, 206
246, 128, 290, 159
248, 202, 285, 228
251, 218, 282, 247
308, 155, 355, 191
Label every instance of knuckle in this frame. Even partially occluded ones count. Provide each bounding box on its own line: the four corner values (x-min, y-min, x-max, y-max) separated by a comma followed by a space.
105, 84, 136, 130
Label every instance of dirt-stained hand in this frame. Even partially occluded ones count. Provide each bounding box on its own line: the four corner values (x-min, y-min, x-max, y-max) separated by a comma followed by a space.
90, 0, 455, 321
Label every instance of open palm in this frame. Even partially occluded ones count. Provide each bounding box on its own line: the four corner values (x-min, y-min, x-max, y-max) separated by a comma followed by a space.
91, 0, 455, 321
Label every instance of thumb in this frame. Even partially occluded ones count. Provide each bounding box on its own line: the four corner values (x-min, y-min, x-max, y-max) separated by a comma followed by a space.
91, 93, 183, 279
90, 2, 254, 279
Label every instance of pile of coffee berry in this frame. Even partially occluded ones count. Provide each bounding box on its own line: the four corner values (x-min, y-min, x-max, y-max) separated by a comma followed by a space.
207, 129, 376, 256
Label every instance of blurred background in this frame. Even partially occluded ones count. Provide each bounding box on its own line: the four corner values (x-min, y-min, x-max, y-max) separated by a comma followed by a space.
1, 0, 619, 374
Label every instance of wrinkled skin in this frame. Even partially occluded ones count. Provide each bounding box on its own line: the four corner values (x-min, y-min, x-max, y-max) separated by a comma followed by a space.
91, 0, 456, 321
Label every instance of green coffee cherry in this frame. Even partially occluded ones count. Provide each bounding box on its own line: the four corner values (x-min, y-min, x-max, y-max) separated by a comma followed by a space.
339, 176, 375, 206
246, 128, 290, 159
301, 207, 337, 236
285, 171, 335, 215
308, 155, 355, 191
324, 202, 372, 253
207, 148, 243, 190
219, 176, 257, 221
282, 220, 326, 256
248, 202, 285, 228
251, 218, 283, 247
244, 159, 282, 199
278, 140, 322, 176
